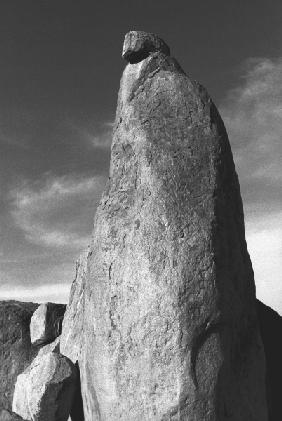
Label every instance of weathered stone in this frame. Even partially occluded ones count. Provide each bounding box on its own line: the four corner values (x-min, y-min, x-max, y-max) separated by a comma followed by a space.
122, 30, 170, 63
12, 343, 77, 421
0, 409, 26, 421
76, 31, 268, 420
30, 302, 65, 346
257, 299, 282, 421
60, 249, 89, 363
0, 301, 38, 412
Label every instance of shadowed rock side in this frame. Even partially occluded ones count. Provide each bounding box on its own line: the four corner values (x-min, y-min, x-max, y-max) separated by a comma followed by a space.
60, 249, 89, 364
256, 300, 282, 421
0, 301, 38, 412
60, 250, 89, 421
63, 31, 268, 420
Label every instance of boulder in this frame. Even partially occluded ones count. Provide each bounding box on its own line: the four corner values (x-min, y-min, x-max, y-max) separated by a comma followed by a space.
74, 31, 268, 420
122, 30, 170, 63
0, 301, 38, 411
0, 409, 26, 421
12, 342, 77, 421
30, 302, 66, 346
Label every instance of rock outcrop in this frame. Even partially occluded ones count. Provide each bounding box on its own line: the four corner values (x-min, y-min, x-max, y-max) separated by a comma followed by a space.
256, 299, 282, 421
0, 301, 38, 412
12, 342, 77, 421
30, 302, 66, 346
0, 300, 70, 417
60, 31, 268, 420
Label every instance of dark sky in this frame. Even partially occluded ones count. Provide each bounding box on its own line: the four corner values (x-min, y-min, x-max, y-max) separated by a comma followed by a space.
0, 1, 281, 313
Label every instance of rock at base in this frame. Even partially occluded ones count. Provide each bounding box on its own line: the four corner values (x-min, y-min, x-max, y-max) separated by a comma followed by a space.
0, 301, 38, 411
30, 302, 66, 346
12, 344, 77, 421
0, 409, 26, 421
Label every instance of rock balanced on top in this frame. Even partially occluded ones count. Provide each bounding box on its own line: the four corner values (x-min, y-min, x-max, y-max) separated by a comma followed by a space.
122, 31, 170, 63
61, 31, 268, 420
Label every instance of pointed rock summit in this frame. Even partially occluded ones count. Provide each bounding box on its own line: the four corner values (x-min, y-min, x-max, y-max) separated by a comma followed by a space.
62, 31, 268, 420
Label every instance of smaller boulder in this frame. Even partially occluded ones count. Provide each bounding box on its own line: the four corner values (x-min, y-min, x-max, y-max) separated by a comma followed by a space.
122, 30, 170, 63
30, 302, 66, 346
12, 346, 77, 421
0, 409, 26, 421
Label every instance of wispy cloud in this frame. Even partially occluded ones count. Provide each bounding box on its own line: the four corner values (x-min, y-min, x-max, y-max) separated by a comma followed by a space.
220, 57, 282, 215
68, 120, 113, 149
10, 174, 106, 248
220, 57, 282, 314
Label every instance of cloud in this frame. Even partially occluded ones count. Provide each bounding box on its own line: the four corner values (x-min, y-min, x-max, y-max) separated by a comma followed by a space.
220, 57, 282, 216
10, 174, 107, 248
220, 57, 282, 314
246, 211, 282, 313
68, 120, 113, 149
0, 282, 71, 304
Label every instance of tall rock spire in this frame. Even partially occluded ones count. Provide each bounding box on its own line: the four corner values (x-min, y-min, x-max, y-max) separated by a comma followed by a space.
62, 31, 268, 420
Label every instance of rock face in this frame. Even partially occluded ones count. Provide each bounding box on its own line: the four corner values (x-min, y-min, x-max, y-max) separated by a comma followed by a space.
0, 301, 38, 412
30, 302, 66, 346
256, 300, 282, 421
12, 343, 77, 421
67, 31, 269, 420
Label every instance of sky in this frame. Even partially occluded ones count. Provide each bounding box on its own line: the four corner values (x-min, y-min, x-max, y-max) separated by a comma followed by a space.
0, 1, 281, 314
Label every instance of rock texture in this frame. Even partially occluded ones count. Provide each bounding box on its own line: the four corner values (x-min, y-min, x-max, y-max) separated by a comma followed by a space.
64, 31, 268, 420
30, 302, 66, 346
257, 299, 282, 421
12, 342, 77, 421
0, 301, 38, 412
